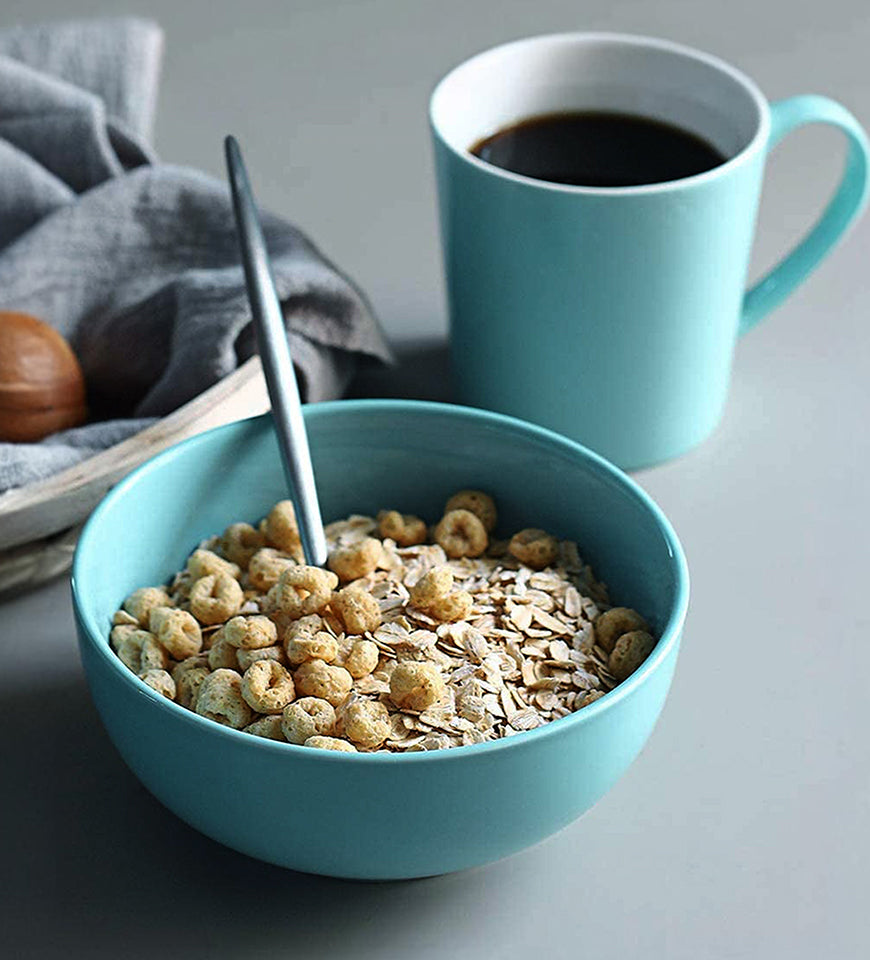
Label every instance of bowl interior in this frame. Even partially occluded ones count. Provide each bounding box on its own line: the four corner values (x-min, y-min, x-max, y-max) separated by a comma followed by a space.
76, 401, 685, 682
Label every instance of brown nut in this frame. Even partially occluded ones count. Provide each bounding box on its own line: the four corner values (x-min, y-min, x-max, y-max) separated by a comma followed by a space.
267, 566, 338, 620
240, 659, 296, 714
281, 696, 336, 744
608, 630, 656, 682
327, 537, 383, 582
389, 661, 446, 711
434, 509, 487, 558
220, 522, 265, 568
509, 528, 558, 570
139, 668, 176, 700
247, 548, 297, 592
149, 607, 203, 660
593, 607, 650, 655
293, 660, 353, 706
344, 639, 379, 679
444, 490, 497, 533
223, 614, 278, 650
332, 586, 381, 635
243, 715, 286, 741
195, 669, 253, 729
189, 573, 244, 625
341, 699, 390, 749
187, 548, 241, 582
303, 736, 357, 752
377, 510, 428, 547
122, 587, 171, 627
264, 500, 304, 560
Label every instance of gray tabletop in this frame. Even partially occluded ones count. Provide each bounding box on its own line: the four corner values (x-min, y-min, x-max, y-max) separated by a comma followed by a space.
2, 2, 868, 958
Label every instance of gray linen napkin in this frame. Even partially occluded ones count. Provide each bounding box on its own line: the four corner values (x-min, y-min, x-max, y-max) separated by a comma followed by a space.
0, 18, 391, 495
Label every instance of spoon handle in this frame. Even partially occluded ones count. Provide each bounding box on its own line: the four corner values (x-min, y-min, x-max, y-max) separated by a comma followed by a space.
224, 135, 328, 567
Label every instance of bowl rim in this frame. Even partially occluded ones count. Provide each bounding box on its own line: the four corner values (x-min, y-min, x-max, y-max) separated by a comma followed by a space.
72, 398, 690, 764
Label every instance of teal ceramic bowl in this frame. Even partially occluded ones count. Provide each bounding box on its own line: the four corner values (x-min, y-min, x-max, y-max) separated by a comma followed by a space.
72, 401, 689, 879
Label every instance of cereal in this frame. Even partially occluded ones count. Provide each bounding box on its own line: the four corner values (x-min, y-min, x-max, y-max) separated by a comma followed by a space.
139, 668, 176, 699
241, 660, 296, 713
224, 614, 278, 649
327, 537, 382, 581
195, 669, 253, 729
282, 697, 336, 744
149, 607, 202, 659
112, 496, 656, 752
244, 715, 286, 741
247, 548, 296, 592
509, 529, 558, 570
341, 699, 390, 748
377, 510, 427, 546
389, 661, 446, 711
123, 587, 171, 627
264, 500, 304, 560
267, 566, 338, 620
593, 607, 650, 654
220, 522, 266, 568
332, 585, 381, 634
434, 509, 488, 558
303, 736, 357, 752
444, 490, 497, 533
187, 548, 241, 581
344, 639, 379, 679
189, 573, 244, 625
294, 660, 353, 706
608, 630, 656, 682
236, 645, 285, 671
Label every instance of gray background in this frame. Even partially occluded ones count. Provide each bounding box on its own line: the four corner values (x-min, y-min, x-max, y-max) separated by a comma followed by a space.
1, 2, 868, 958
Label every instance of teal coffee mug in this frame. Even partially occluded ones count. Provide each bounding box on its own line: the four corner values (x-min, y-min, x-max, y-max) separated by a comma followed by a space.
431, 34, 870, 469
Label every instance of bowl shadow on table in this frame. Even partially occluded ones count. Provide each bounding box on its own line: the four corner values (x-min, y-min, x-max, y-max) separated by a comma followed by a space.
0, 670, 486, 959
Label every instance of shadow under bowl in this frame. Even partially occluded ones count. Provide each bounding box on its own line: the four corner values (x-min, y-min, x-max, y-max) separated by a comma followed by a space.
72, 400, 689, 879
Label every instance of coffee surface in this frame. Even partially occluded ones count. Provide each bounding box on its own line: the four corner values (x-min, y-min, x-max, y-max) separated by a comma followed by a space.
471, 111, 726, 187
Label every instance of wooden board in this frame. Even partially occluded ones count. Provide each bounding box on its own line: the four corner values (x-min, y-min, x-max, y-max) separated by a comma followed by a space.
0, 356, 270, 553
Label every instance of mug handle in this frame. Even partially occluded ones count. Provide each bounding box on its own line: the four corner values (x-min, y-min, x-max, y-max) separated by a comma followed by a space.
740, 95, 870, 334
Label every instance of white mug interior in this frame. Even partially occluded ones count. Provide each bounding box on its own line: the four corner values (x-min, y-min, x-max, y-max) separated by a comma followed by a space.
431, 33, 769, 185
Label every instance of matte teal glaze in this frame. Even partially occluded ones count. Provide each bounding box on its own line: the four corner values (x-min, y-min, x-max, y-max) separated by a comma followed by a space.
72, 402, 689, 879
431, 37, 870, 470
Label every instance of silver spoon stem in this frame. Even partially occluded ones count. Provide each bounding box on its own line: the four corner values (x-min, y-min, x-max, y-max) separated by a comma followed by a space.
224, 135, 328, 567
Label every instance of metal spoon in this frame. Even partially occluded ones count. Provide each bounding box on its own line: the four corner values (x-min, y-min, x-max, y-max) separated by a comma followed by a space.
224, 135, 328, 566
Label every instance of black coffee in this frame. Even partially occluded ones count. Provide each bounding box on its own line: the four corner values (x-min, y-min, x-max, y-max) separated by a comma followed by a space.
470, 111, 726, 188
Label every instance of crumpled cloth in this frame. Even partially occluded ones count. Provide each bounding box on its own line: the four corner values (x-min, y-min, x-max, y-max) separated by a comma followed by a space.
0, 18, 391, 494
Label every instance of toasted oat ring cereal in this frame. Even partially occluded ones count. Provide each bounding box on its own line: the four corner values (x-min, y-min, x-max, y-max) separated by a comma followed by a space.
264, 500, 303, 558
139, 668, 176, 699
189, 573, 244, 625
247, 548, 297, 592
267, 565, 338, 619
608, 630, 656, 682
593, 607, 650, 655
341, 699, 390, 749
344, 638, 379, 679
444, 490, 497, 533
241, 659, 296, 714
195, 669, 253, 729
221, 522, 266, 568
172, 656, 211, 709
434, 509, 488, 558
208, 635, 240, 671
224, 614, 278, 650
236, 645, 285, 671
327, 537, 382, 582
332, 585, 381, 634
389, 661, 446, 712
149, 607, 203, 660
122, 587, 171, 628
377, 510, 428, 547
187, 548, 241, 581
509, 528, 558, 570
281, 697, 336, 744
244, 715, 286, 741
294, 659, 353, 706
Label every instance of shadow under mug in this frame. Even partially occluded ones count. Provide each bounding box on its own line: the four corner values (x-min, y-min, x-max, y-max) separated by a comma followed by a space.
431, 33, 870, 470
